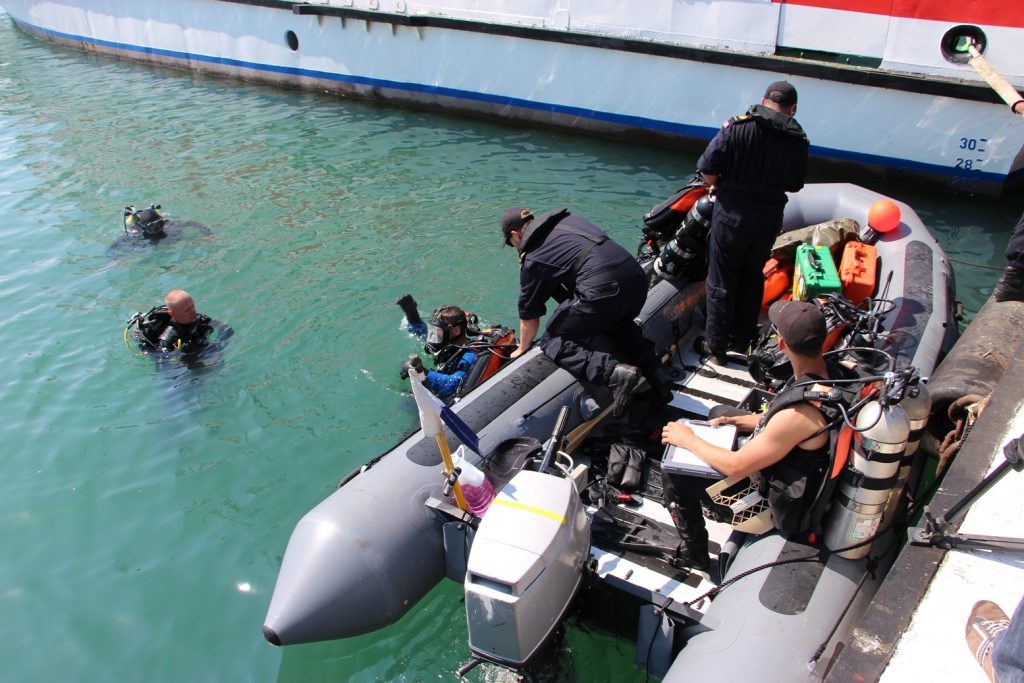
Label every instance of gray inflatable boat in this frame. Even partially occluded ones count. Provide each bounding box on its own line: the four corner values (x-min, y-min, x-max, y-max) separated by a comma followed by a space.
263, 183, 957, 680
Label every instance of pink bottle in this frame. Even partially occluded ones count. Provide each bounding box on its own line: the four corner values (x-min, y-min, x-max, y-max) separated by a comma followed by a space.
454, 448, 496, 516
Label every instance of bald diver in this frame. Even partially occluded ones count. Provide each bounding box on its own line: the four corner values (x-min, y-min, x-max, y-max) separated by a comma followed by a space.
125, 289, 232, 370
107, 204, 212, 258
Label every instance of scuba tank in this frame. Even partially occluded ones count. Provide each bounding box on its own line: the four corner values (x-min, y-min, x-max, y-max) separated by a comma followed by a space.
881, 381, 931, 526
652, 194, 714, 282
823, 395, 910, 559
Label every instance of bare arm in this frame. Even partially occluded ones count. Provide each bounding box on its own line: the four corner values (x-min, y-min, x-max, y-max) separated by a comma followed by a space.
701, 172, 719, 188
661, 404, 827, 479
709, 412, 760, 432
510, 318, 540, 359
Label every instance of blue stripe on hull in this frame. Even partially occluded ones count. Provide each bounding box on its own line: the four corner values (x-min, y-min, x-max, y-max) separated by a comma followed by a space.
17, 19, 1012, 186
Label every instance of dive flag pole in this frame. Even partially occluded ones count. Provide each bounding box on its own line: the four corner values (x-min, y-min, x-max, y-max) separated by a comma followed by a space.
409, 370, 469, 511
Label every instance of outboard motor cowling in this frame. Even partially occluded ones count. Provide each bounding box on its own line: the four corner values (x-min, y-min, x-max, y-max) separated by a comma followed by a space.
464, 469, 590, 667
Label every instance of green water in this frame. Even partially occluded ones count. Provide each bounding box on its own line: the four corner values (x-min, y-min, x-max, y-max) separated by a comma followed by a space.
0, 9, 1021, 683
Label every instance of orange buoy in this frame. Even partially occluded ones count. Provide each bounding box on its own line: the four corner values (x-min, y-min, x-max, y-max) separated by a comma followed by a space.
867, 199, 901, 234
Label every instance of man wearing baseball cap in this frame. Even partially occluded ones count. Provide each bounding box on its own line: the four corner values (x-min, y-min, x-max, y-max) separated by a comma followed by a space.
660, 300, 834, 570
696, 80, 809, 365
500, 206, 674, 417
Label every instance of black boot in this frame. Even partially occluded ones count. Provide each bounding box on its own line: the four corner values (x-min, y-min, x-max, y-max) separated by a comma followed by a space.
641, 367, 675, 406
395, 293, 424, 326
608, 363, 641, 418
994, 265, 1024, 303
668, 502, 710, 571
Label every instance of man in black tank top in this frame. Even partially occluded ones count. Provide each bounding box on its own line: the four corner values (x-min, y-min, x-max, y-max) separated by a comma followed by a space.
661, 300, 831, 569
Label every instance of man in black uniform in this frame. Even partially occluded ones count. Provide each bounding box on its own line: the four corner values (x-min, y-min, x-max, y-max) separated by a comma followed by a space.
697, 81, 809, 364
994, 211, 1024, 302
501, 207, 672, 417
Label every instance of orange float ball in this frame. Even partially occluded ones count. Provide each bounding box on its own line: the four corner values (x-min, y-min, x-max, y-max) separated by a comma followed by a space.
868, 199, 901, 233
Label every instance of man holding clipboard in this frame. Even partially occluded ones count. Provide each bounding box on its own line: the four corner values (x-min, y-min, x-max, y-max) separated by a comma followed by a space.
660, 300, 835, 571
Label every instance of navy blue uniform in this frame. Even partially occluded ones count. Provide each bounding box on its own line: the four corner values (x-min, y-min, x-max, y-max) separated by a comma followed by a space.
1005, 212, 1024, 268
518, 210, 661, 386
697, 104, 809, 354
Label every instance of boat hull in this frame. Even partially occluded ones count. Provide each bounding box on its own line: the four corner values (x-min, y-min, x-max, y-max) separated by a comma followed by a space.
5, 0, 1024, 195
262, 183, 956, 651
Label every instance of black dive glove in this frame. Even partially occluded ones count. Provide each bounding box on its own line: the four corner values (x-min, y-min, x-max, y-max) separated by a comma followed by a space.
400, 353, 426, 380
396, 294, 423, 326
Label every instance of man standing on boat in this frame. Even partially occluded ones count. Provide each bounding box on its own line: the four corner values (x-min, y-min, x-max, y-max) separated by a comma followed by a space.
994, 212, 1024, 302
501, 207, 673, 417
660, 300, 836, 569
697, 80, 809, 364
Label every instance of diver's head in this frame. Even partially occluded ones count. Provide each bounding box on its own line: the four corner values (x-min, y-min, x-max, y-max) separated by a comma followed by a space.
425, 305, 468, 354
124, 204, 166, 237
165, 288, 197, 324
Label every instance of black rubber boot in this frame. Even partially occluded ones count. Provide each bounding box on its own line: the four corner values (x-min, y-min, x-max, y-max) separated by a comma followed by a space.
608, 363, 641, 418
642, 367, 675, 406
395, 293, 424, 326
696, 336, 729, 366
668, 502, 710, 571
994, 265, 1024, 303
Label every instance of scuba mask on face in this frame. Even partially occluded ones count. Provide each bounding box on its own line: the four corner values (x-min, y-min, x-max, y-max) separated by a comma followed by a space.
424, 306, 470, 356
123, 204, 167, 237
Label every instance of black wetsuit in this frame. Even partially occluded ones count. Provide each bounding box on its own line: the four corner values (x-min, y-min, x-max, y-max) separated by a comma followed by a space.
135, 306, 230, 356
697, 105, 809, 355
107, 220, 212, 258
517, 210, 662, 388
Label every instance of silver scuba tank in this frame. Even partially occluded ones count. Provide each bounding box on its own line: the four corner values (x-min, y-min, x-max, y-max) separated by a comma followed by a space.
824, 399, 910, 559
881, 382, 931, 526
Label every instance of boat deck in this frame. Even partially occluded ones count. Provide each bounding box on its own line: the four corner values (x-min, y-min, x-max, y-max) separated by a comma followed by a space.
880, 398, 1024, 682
590, 322, 756, 613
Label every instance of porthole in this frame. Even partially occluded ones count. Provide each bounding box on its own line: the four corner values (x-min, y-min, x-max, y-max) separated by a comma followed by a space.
940, 25, 986, 64
285, 30, 299, 52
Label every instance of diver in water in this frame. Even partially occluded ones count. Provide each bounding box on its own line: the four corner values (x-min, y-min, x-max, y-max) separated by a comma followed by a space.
107, 204, 212, 258
125, 288, 232, 361
396, 294, 515, 402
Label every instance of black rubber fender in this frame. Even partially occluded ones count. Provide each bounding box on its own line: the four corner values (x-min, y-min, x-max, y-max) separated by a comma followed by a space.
923, 295, 1024, 450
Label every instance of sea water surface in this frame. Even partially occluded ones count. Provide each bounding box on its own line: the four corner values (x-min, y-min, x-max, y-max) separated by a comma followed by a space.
1, 9, 1022, 683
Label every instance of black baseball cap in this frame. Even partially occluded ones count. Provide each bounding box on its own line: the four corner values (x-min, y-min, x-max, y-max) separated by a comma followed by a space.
768, 299, 826, 355
764, 81, 798, 108
500, 207, 534, 246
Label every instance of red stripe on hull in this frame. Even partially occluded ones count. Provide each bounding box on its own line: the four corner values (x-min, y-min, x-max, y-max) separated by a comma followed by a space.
774, 0, 1024, 29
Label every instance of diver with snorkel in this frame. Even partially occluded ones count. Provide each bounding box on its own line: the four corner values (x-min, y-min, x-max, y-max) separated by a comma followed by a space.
107, 203, 212, 258
396, 294, 516, 402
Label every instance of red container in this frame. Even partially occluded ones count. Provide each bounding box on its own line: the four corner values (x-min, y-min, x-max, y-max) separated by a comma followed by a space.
839, 241, 878, 305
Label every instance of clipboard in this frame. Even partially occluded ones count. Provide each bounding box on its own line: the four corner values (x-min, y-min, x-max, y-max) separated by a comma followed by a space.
661, 419, 738, 479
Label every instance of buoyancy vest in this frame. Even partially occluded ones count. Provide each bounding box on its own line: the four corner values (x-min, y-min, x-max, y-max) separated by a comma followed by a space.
755, 370, 854, 535
456, 326, 517, 398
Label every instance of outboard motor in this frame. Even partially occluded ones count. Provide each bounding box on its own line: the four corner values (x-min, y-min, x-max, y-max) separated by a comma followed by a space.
652, 194, 714, 282
464, 408, 590, 667
824, 392, 910, 559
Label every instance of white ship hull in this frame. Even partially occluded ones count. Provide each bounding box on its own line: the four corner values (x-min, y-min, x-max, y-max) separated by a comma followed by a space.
3, 0, 1024, 195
